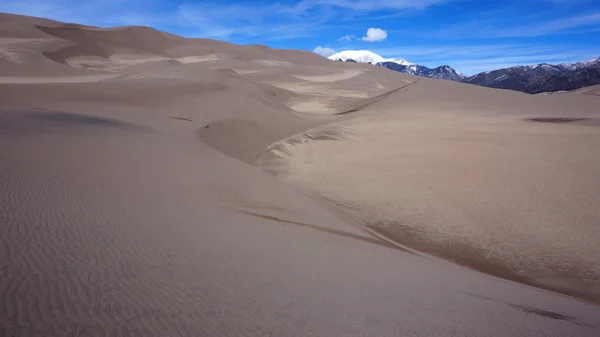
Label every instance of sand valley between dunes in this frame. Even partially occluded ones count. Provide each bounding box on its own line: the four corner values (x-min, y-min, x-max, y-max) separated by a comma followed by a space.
1, 12, 600, 337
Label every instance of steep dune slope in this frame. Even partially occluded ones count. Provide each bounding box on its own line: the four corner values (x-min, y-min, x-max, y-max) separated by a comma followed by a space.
36, 24, 182, 63
0, 12, 334, 78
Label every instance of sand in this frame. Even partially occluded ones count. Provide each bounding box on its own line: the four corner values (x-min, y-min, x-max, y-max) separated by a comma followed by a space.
256, 77, 600, 300
0, 74, 118, 83
291, 69, 365, 82
1, 12, 600, 336
257, 113, 600, 299
570, 84, 600, 97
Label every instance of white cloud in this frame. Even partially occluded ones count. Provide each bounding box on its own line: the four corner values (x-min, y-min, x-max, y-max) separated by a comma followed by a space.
362, 28, 387, 42
313, 46, 336, 57
338, 35, 355, 41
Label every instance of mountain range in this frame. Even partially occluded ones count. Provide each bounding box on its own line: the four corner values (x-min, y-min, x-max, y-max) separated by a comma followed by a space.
328, 50, 600, 94
328, 50, 466, 82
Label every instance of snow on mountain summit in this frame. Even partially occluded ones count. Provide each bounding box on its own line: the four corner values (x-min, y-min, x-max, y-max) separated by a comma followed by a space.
387, 58, 414, 66
582, 56, 600, 66
327, 49, 600, 94
327, 50, 386, 64
328, 50, 462, 81
327, 50, 413, 66
464, 56, 600, 94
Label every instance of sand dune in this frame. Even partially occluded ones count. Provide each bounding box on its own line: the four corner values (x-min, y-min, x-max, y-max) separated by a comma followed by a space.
256, 77, 600, 301
2, 13, 600, 336
291, 69, 365, 82
570, 84, 600, 96
257, 112, 600, 299
0, 74, 118, 83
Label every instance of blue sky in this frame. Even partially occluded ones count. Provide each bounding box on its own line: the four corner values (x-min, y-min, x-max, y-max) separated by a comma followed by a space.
2, 0, 600, 75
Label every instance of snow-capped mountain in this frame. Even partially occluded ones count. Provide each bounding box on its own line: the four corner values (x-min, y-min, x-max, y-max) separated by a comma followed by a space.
580, 56, 600, 67
379, 62, 466, 81
463, 56, 600, 94
327, 49, 600, 94
328, 50, 463, 81
328, 50, 413, 66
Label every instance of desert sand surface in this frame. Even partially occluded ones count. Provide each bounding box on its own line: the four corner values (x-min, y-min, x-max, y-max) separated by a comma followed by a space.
570, 84, 600, 97
1, 12, 600, 336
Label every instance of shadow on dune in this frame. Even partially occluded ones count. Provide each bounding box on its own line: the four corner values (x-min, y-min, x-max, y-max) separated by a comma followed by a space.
527, 117, 587, 123
527, 117, 600, 126
0, 110, 150, 133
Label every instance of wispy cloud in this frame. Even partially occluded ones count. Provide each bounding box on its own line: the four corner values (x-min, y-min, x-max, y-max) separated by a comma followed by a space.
313, 46, 336, 56
499, 12, 600, 37
0, 0, 154, 26
173, 0, 451, 39
0, 0, 447, 41
338, 35, 355, 41
431, 9, 600, 39
307, 0, 448, 11
174, 2, 335, 40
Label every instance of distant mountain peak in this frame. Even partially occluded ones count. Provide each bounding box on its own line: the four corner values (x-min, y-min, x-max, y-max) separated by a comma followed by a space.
327, 50, 413, 66
582, 56, 600, 66
464, 56, 600, 94
328, 49, 600, 94
386, 58, 413, 66
328, 49, 464, 81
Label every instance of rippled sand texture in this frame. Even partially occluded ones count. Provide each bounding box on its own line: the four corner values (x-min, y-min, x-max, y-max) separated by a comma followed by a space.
2, 12, 600, 337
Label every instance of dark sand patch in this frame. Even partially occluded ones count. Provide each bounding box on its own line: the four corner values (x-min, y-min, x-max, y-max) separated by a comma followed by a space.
527, 117, 600, 127
573, 118, 600, 126
235, 210, 402, 250
368, 225, 600, 304
527, 117, 587, 123
0, 110, 149, 133
169, 116, 193, 122
466, 292, 588, 326
302, 130, 343, 141
510, 304, 575, 322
